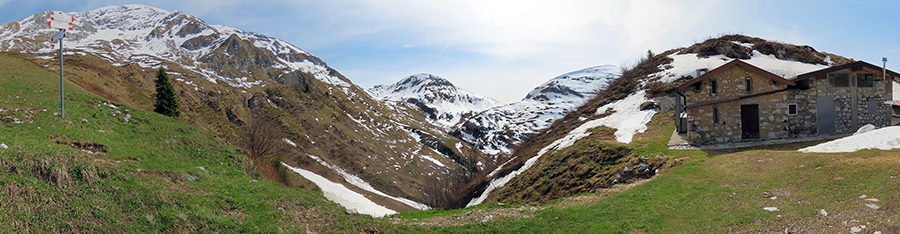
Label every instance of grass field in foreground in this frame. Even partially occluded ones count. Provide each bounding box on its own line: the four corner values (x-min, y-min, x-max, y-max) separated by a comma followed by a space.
387, 112, 900, 233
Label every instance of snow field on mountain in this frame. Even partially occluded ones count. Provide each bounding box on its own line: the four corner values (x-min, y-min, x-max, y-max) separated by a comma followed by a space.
467, 91, 655, 207
282, 163, 397, 217
799, 126, 900, 153
455, 65, 621, 156
369, 73, 501, 129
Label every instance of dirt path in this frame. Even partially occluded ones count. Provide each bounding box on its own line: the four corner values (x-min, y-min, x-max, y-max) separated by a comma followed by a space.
392, 178, 654, 227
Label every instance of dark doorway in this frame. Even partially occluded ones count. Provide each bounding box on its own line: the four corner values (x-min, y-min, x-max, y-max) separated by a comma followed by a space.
741, 104, 760, 139
817, 96, 836, 134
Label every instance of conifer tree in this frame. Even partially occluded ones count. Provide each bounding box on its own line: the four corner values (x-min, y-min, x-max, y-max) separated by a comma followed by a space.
153, 67, 180, 117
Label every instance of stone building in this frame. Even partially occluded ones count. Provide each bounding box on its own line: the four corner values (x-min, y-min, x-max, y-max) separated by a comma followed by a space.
674, 60, 898, 145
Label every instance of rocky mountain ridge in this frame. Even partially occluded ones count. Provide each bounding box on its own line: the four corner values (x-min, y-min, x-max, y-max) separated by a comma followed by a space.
451, 65, 621, 156
369, 73, 501, 130
1, 5, 348, 90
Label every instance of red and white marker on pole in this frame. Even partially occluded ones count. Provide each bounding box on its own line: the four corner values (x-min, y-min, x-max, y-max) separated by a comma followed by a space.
48, 11, 74, 118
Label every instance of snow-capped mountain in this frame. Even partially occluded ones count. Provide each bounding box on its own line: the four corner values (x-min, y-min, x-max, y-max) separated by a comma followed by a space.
452, 65, 621, 156
0, 5, 493, 215
369, 73, 502, 129
0, 4, 349, 90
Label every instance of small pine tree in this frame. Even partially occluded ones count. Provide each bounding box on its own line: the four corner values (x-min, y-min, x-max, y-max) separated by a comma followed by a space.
153, 67, 180, 117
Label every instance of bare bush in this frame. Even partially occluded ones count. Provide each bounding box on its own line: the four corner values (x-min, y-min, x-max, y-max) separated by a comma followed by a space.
239, 115, 289, 183
422, 176, 455, 208
241, 116, 286, 160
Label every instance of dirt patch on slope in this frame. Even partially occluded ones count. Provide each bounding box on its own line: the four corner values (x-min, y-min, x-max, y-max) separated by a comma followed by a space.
54, 140, 108, 154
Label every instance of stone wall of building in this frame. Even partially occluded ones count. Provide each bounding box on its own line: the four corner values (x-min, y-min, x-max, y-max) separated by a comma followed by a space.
787, 68, 892, 137
683, 65, 892, 145
784, 87, 818, 137
683, 65, 791, 145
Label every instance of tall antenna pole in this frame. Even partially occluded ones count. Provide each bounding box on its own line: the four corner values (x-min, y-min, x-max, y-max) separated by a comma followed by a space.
59, 29, 64, 118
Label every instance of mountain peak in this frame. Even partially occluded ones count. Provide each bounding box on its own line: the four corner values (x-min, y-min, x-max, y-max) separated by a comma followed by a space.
370, 74, 501, 129
1, 4, 349, 90
85, 5, 171, 29
524, 65, 620, 102
396, 73, 455, 90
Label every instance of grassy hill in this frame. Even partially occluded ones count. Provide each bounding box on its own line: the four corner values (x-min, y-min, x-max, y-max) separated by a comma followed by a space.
0, 53, 386, 233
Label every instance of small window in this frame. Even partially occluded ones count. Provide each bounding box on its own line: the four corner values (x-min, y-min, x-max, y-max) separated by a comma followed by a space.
693, 81, 702, 91
770, 79, 779, 86
745, 77, 753, 93
787, 103, 798, 115
713, 106, 719, 126
828, 73, 850, 87
710, 79, 717, 94
868, 100, 879, 114
857, 73, 875, 88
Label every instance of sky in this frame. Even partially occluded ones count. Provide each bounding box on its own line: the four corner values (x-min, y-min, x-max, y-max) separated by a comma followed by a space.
2, 0, 899, 103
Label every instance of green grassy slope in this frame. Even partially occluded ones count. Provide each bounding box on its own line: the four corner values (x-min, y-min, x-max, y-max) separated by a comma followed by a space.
0, 53, 382, 232
384, 111, 899, 233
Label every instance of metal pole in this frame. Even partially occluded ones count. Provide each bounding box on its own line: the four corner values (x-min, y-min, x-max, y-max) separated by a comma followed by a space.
59, 29, 64, 118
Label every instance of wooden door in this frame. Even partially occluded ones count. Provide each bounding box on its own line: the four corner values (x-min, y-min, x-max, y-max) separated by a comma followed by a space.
741, 104, 760, 139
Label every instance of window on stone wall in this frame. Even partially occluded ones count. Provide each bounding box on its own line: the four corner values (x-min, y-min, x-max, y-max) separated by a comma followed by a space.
713, 106, 719, 126
788, 103, 798, 115
745, 77, 753, 93
710, 79, 717, 94
693, 81, 702, 92
857, 73, 875, 88
868, 100, 879, 114
828, 73, 850, 87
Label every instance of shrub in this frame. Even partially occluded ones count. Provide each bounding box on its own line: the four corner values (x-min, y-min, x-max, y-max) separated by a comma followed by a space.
640, 101, 658, 111
644, 81, 678, 97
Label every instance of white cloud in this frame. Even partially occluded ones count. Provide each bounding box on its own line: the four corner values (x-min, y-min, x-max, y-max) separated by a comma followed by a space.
315, 0, 736, 101
17, 0, 872, 103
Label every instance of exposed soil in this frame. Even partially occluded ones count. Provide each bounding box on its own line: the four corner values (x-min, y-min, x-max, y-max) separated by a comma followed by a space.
54, 140, 108, 154
393, 178, 654, 227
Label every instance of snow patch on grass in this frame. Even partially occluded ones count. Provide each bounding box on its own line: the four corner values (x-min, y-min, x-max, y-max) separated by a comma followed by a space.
421, 155, 447, 168
799, 126, 900, 153
283, 138, 297, 147
282, 163, 397, 217
306, 155, 431, 210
